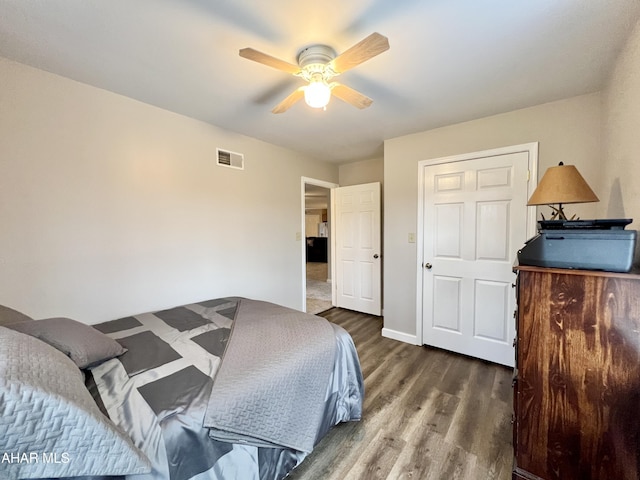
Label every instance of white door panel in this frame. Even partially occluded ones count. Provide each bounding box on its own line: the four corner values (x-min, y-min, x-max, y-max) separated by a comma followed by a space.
432, 275, 462, 332
335, 182, 381, 316
421, 148, 536, 367
476, 201, 510, 260
435, 203, 463, 257
474, 279, 510, 340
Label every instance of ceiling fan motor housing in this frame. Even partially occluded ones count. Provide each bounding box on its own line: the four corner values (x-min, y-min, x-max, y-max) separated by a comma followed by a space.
297, 44, 335, 68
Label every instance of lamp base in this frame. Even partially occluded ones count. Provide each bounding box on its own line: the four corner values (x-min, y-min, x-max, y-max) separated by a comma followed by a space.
541, 204, 576, 221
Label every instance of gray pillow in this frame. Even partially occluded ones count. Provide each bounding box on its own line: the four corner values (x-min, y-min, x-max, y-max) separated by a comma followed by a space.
7, 317, 126, 369
0, 304, 33, 326
0, 327, 151, 479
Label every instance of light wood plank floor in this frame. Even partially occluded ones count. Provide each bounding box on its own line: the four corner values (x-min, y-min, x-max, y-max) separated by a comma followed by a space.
289, 308, 514, 480
306, 262, 332, 315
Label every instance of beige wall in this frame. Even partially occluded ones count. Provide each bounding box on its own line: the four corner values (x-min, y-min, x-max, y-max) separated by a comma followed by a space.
0, 57, 338, 323
601, 18, 640, 228
383, 93, 603, 340
338, 157, 384, 186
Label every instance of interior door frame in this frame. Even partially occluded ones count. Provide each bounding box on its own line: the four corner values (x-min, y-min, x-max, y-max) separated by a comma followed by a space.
301, 177, 339, 312
415, 143, 539, 345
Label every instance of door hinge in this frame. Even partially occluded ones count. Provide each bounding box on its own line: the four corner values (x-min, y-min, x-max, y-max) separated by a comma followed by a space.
527, 170, 531, 181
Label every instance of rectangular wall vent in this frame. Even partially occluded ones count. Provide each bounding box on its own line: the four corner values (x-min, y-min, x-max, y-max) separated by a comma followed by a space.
217, 148, 244, 170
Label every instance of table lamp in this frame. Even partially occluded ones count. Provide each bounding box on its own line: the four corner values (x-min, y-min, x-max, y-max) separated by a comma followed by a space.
527, 162, 599, 220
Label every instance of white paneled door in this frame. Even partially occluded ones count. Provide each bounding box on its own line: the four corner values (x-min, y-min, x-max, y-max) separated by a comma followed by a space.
420, 149, 535, 367
335, 182, 381, 316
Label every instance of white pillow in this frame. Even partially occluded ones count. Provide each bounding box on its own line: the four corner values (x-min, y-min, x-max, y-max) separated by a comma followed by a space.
0, 327, 151, 480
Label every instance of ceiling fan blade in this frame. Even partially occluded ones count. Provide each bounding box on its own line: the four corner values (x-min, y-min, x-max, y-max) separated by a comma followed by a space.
272, 87, 305, 114
331, 84, 373, 109
330, 32, 390, 74
239, 48, 301, 75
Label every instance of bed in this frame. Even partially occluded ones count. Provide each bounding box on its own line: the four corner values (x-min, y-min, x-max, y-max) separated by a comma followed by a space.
0, 297, 364, 480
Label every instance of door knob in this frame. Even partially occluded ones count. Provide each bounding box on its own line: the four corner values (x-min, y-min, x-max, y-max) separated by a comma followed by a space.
425, 263, 432, 269
373, 254, 380, 259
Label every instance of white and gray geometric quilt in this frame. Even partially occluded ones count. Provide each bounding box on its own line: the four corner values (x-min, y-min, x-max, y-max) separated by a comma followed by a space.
86, 297, 364, 480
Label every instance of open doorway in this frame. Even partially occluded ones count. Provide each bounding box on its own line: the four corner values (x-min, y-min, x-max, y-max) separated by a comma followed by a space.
302, 178, 336, 314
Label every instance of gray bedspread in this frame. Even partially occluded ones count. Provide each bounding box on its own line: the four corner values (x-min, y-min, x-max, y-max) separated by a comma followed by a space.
83, 297, 364, 480
203, 299, 337, 453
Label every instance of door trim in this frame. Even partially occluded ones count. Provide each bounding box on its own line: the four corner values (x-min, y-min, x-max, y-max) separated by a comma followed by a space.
301, 177, 338, 312
415, 143, 539, 346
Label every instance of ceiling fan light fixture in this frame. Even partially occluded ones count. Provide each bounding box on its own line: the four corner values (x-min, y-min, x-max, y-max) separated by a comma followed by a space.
304, 75, 331, 109
239, 32, 390, 113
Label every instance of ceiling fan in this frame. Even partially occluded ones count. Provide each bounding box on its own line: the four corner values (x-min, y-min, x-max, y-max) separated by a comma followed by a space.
239, 32, 390, 114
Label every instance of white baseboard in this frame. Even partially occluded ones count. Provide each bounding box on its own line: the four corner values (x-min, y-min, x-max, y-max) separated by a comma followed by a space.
381, 328, 420, 345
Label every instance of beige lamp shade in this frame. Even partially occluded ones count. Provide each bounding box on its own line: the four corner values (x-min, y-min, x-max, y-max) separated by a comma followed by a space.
528, 163, 599, 206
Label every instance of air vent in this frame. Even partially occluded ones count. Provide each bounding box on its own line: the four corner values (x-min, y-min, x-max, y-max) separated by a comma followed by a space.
217, 148, 244, 170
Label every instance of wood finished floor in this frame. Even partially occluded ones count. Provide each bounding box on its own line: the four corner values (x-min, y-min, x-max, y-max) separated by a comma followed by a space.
289, 308, 514, 480
306, 262, 332, 315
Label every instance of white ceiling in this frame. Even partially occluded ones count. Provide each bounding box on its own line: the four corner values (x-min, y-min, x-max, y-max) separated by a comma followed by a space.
1, 0, 638, 164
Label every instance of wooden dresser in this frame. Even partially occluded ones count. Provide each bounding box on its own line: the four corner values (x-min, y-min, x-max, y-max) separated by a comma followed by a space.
513, 265, 640, 480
